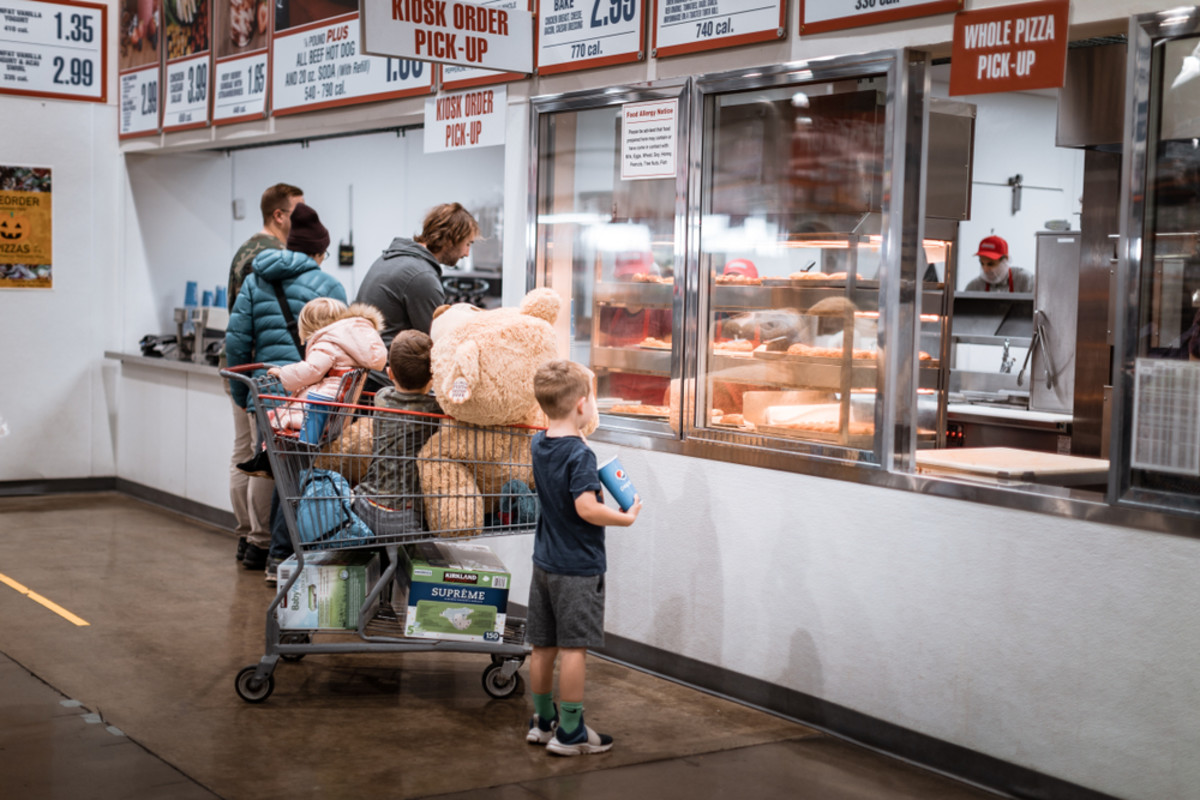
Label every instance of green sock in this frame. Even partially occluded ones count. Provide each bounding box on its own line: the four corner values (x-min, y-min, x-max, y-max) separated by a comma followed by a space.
559, 701, 583, 734
533, 692, 556, 721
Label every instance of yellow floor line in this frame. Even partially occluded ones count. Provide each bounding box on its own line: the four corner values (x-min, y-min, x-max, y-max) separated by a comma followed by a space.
0, 571, 90, 627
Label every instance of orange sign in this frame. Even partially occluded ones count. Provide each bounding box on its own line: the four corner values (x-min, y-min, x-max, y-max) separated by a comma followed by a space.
949, 0, 1069, 96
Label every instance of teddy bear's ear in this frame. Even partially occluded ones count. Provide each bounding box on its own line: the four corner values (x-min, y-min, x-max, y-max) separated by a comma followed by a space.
519, 288, 561, 324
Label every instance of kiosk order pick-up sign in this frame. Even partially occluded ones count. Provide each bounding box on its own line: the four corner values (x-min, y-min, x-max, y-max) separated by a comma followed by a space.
360, 0, 533, 74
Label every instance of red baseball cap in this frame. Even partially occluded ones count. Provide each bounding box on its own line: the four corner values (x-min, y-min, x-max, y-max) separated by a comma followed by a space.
975, 236, 1008, 259
723, 258, 758, 278
615, 251, 653, 278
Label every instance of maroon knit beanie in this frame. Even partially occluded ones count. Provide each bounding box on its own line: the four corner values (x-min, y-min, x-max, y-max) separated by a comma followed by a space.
286, 203, 330, 256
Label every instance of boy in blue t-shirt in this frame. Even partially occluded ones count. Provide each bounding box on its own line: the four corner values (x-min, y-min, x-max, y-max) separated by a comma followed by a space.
525, 360, 642, 756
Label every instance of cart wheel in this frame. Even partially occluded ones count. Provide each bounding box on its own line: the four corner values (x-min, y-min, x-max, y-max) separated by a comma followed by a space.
235, 665, 275, 703
280, 632, 310, 662
481, 662, 524, 699
491, 653, 526, 667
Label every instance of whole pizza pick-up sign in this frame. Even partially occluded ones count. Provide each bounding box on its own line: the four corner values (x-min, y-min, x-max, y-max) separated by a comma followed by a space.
949, 0, 1068, 96
360, 0, 533, 74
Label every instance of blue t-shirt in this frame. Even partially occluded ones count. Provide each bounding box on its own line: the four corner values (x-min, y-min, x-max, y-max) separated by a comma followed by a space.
531, 432, 605, 576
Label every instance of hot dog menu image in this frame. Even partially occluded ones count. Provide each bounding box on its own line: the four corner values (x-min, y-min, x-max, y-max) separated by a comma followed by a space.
0, 0, 105, 102
272, 0, 431, 115
212, 0, 269, 121
162, 0, 211, 129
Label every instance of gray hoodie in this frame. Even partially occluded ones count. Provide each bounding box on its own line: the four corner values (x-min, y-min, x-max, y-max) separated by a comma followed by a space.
354, 237, 445, 347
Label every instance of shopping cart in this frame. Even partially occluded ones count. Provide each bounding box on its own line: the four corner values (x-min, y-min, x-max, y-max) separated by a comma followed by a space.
222, 364, 537, 703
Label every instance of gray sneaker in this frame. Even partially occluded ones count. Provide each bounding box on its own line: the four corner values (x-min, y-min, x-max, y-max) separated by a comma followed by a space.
526, 713, 557, 744
546, 717, 613, 756
264, 558, 281, 586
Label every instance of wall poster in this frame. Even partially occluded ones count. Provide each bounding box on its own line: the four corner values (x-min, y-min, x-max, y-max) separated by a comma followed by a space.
161, 0, 212, 129
272, 0, 431, 116
0, 0, 106, 102
212, 0, 269, 122
118, 0, 161, 137
0, 166, 52, 290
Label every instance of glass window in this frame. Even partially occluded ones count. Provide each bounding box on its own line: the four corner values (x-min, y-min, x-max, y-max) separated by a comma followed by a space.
533, 93, 683, 428
1125, 32, 1200, 507
693, 73, 899, 454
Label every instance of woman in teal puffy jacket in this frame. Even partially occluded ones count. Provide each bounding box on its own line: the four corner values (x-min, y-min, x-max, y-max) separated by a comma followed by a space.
226, 203, 348, 410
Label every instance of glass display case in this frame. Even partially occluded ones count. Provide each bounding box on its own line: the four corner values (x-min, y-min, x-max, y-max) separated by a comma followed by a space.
532, 83, 688, 432
689, 61, 952, 457
1119, 14, 1200, 513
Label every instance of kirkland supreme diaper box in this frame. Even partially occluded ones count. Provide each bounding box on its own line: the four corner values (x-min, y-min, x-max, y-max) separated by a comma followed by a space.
276, 550, 380, 630
394, 542, 510, 643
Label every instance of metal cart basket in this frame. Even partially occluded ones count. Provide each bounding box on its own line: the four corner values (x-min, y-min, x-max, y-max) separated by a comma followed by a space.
223, 365, 538, 703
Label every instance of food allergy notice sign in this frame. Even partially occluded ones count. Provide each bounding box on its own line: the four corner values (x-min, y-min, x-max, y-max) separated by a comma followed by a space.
949, 0, 1068, 96
621, 98, 676, 180
652, 0, 783, 59
536, 0, 644, 76
361, 0, 533, 74
0, 0, 106, 102
799, 0, 960, 35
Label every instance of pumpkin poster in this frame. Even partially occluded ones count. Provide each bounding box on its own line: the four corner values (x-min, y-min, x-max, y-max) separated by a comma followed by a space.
0, 166, 52, 289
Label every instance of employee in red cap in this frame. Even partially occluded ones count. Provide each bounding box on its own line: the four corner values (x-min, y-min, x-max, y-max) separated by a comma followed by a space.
966, 235, 1034, 293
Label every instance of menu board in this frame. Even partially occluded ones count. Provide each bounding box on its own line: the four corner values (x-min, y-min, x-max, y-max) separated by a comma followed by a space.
652, 0, 783, 58
799, 0, 960, 35
212, 0, 269, 122
0, 0, 106, 102
272, 0, 432, 115
161, 0, 211, 130
118, 0, 161, 137
536, 0, 644, 76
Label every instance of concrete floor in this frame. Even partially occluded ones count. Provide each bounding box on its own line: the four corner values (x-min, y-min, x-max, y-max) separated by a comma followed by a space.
0, 493, 1002, 800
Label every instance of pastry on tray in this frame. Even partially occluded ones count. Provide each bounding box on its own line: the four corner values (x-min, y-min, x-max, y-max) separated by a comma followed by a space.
714, 339, 755, 352
610, 404, 670, 416
632, 273, 673, 284
639, 337, 672, 350
790, 271, 830, 280
715, 273, 763, 286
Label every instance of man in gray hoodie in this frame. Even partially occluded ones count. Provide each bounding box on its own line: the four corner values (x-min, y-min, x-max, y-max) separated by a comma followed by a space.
356, 202, 480, 347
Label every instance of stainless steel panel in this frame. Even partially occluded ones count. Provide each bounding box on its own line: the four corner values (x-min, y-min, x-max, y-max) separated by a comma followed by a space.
1056, 43, 1127, 150
1073, 150, 1121, 456
926, 98, 974, 221
1031, 232, 1081, 414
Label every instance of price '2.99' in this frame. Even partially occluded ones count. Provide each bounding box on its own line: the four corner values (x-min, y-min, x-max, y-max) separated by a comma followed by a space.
53, 56, 93, 86
591, 0, 635, 27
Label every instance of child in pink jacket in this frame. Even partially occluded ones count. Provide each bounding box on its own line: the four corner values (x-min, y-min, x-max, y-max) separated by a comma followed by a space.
267, 298, 388, 430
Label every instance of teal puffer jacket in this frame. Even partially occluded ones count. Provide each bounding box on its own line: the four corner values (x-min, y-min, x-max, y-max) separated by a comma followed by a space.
225, 249, 348, 408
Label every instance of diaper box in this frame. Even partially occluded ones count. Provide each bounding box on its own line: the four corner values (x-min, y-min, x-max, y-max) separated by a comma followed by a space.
395, 542, 510, 643
276, 550, 380, 630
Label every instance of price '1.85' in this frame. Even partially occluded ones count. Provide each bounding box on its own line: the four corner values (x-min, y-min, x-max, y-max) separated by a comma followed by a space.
53, 56, 93, 86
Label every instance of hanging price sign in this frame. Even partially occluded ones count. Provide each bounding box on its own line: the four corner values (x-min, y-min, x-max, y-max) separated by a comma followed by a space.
212, 0, 270, 123
0, 0, 106, 102
273, 12, 432, 116
799, 0, 960, 36
118, 0, 160, 138
652, 0, 783, 58
162, 0, 212, 130
536, 0, 644, 76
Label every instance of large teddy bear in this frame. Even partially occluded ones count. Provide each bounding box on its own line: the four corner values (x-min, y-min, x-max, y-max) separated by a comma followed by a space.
418, 287, 570, 537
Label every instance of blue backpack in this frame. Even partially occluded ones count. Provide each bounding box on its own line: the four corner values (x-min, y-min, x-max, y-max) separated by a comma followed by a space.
295, 468, 374, 546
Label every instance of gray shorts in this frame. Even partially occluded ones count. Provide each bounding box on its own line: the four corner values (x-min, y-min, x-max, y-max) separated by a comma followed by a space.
526, 565, 605, 649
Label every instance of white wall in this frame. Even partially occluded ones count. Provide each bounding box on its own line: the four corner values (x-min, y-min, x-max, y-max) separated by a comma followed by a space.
0, 97, 120, 482
486, 446, 1200, 800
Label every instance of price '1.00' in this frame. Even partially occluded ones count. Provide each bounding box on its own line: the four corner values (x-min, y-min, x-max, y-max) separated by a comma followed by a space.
141, 80, 158, 115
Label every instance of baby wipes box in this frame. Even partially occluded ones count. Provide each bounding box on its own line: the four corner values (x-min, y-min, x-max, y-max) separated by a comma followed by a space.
396, 542, 510, 643
276, 550, 380, 630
